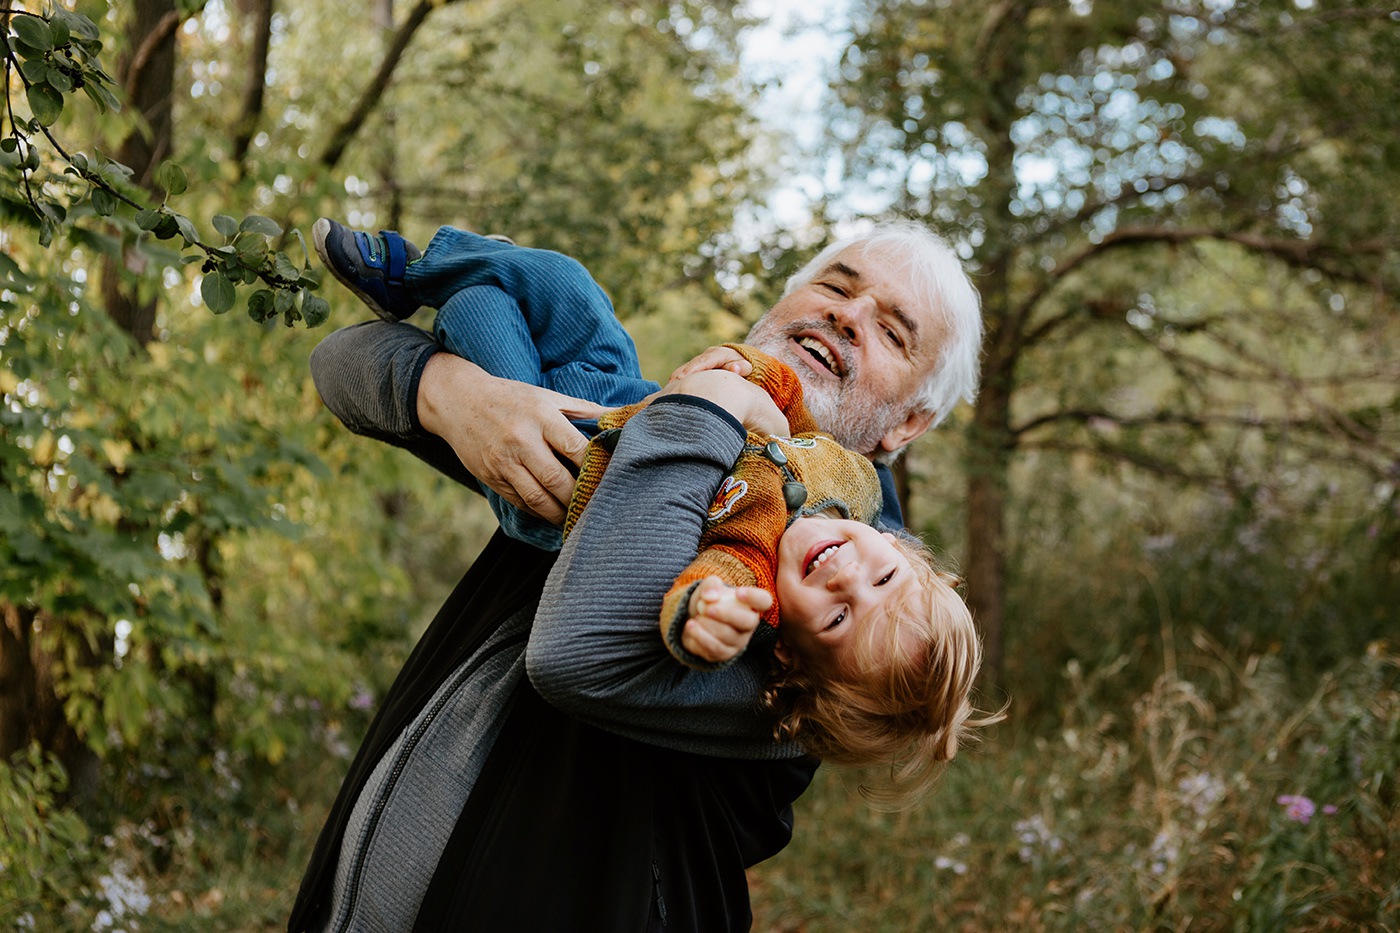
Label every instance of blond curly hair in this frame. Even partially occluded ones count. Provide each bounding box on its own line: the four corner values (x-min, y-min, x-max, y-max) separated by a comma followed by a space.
760, 535, 1005, 806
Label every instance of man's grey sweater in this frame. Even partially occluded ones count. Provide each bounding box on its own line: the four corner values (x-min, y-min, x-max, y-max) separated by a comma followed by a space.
309, 321, 800, 931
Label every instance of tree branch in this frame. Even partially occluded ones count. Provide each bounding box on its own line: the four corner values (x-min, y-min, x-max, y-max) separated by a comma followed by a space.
1015, 225, 1391, 326
124, 10, 182, 100
318, 0, 467, 171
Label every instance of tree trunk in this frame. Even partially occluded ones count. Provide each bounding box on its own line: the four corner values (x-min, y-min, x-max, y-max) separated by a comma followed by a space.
0, 602, 38, 759
101, 0, 179, 347
964, 351, 1013, 686
230, 0, 275, 170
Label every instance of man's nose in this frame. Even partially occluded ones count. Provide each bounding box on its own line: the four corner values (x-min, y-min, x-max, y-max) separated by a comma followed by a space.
826, 295, 876, 342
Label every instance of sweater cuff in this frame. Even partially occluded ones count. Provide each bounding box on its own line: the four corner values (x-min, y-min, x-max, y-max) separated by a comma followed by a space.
403, 344, 440, 436
647, 394, 747, 442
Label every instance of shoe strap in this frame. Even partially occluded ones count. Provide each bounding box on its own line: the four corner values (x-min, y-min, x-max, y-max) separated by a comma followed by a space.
384, 232, 409, 282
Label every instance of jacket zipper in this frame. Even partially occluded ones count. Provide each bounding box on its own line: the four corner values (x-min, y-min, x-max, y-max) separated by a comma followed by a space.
334, 630, 528, 931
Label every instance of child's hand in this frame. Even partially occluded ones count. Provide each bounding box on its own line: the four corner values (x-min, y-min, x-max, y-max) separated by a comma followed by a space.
683, 577, 773, 664
670, 346, 752, 382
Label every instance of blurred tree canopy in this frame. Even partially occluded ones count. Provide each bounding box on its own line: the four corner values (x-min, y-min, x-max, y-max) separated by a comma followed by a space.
1, 0, 1398, 926
827, 0, 1399, 680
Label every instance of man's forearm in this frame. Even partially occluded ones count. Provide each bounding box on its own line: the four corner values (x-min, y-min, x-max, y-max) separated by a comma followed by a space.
310, 320, 480, 486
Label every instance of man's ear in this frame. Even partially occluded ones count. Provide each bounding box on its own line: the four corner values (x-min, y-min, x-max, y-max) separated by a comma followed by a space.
879, 408, 935, 454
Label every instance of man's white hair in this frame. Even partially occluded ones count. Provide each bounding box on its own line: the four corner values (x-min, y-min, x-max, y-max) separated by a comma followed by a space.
781, 219, 982, 431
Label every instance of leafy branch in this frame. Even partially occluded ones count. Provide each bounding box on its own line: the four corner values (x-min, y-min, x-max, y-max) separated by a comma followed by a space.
1, 6, 329, 327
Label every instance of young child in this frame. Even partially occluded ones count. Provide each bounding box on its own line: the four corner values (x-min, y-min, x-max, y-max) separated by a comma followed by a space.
314, 219, 1000, 800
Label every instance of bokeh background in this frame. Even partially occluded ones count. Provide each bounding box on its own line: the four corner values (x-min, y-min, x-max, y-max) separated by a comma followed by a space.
2, 0, 1397, 928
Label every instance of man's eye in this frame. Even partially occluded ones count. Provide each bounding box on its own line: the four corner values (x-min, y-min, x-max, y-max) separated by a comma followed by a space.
822, 282, 848, 297
876, 571, 895, 586
883, 327, 904, 349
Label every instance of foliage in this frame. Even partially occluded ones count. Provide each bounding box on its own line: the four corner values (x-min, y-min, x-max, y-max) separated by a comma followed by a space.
2, 4, 327, 327
0, 746, 96, 927
749, 645, 1400, 931
825, 0, 1400, 676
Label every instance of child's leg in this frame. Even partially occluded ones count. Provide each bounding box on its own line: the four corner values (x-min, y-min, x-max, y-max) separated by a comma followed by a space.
408, 227, 659, 408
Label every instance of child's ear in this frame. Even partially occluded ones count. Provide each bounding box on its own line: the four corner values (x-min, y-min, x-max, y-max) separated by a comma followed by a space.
773, 639, 796, 670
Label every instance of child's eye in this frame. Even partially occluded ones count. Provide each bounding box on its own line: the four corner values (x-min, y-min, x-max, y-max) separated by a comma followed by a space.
825, 609, 847, 630
876, 570, 896, 586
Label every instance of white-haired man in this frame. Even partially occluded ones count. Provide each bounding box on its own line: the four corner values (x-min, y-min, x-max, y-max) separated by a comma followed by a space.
289, 220, 981, 932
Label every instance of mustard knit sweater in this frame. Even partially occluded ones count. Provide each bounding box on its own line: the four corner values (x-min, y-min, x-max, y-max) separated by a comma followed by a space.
564, 344, 882, 670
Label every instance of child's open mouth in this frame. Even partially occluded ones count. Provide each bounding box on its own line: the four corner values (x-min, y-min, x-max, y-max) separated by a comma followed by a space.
803, 541, 844, 577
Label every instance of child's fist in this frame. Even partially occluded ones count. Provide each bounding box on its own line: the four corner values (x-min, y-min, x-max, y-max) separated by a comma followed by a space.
682, 577, 773, 664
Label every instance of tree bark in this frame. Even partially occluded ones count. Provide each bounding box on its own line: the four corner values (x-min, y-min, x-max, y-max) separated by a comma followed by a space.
230, 0, 275, 170
100, 0, 179, 347
0, 602, 37, 759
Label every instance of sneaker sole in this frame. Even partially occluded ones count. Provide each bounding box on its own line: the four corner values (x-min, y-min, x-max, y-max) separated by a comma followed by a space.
312, 218, 397, 322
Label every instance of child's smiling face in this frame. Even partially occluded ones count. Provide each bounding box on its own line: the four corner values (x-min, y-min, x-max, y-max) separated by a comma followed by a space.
774, 516, 917, 676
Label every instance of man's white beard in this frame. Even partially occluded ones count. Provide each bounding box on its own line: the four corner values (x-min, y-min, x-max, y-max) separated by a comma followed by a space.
745, 316, 903, 456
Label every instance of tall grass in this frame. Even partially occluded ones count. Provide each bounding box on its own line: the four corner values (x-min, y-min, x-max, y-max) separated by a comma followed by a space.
749, 645, 1399, 931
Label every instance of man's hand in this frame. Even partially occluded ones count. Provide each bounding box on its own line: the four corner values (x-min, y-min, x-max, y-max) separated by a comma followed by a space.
417, 353, 608, 525
682, 577, 772, 664
670, 345, 752, 382
658, 369, 789, 437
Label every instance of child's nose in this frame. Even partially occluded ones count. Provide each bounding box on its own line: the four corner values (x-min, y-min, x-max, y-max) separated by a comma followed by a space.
825, 560, 860, 591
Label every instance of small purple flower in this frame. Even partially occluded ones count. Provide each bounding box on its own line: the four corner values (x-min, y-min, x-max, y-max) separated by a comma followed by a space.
349, 687, 375, 711
1322, 804, 1338, 816
1277, 794, 1316, 824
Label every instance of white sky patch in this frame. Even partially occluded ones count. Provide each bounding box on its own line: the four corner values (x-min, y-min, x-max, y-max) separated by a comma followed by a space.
738, 0, 851, 229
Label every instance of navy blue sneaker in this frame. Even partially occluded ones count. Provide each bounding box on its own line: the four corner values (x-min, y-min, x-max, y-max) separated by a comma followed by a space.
313, 217, 423, 321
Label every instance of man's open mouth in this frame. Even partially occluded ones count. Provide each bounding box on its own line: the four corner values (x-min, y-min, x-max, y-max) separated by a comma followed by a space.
795, 336, 843, 377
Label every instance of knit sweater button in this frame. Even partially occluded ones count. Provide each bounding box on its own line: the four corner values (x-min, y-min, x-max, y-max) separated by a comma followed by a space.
783, 481, 807, 510
764, 440, 787, 465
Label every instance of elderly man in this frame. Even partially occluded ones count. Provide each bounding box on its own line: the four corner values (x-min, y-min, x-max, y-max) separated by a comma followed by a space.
289, 220, 981, 933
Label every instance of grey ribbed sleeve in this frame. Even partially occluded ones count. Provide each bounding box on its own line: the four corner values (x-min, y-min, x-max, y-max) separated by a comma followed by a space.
529, 397, 804, 760
309, 320, 479, 488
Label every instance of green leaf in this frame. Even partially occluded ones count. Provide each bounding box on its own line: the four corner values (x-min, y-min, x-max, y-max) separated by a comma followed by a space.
26, 83, 63, 126
49, 17, 70, 48
239, 215, 283, 237
156, 160, 187, 197
212, 214, 239, 238
232, 231, 268, 265
273, 288, 294, 317
91, 187, 116, 217
300, 293, 331, 328
53, 10, 100, 40
173, 213, 199, 246
12, 16, 53, 52
20, 59, 47, 83
47, 67, 73, 94
0, 137, 15, 153
201, 272, 236, 314
135, 209, 163, 231
246, 289, 274, 322
153, 214, 180, 240
272, 253, 300, 281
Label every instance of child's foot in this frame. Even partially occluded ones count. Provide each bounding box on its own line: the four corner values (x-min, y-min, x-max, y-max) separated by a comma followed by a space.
313, 218, 422, 321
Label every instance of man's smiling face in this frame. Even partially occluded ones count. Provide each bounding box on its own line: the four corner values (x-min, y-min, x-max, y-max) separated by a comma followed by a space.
745, 245, 944, 456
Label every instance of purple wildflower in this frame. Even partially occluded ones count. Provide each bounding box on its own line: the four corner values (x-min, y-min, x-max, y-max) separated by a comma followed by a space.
349, 687, 375, 711
1277, 794, 1316, 824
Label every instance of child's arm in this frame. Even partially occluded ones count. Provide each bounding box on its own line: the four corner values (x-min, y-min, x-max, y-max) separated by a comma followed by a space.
679, 577, 772, 666
527, 390, 803, 759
